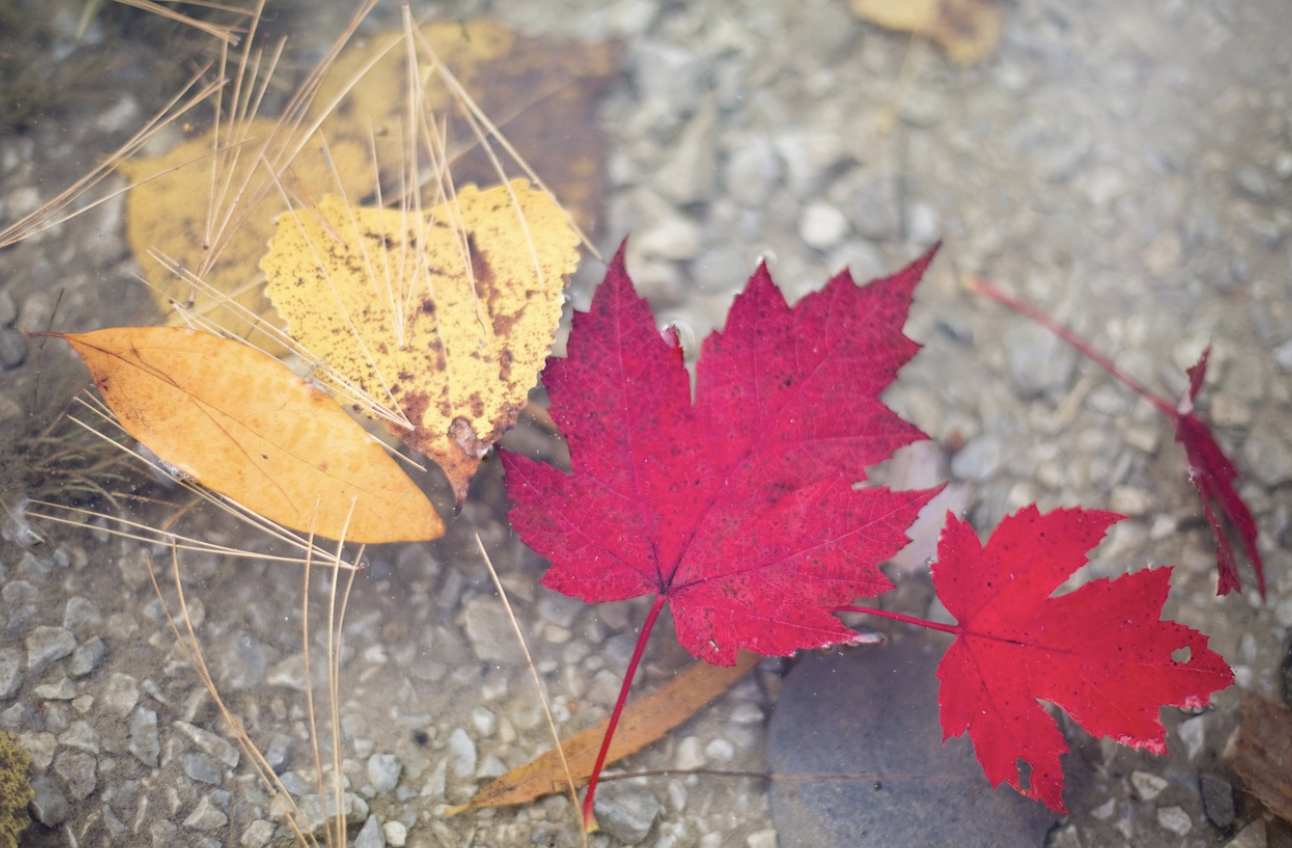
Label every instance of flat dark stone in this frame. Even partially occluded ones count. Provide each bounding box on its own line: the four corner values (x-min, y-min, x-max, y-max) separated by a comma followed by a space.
768, 631, 1056, 848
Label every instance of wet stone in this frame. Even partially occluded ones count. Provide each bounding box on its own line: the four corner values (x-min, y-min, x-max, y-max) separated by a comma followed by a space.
1, 580, 37, 604
26, 625, 76, 672
69, 636, 108, 677
950, 436, 1003, 483
447, 728, 476, 779
30, 772, 72, 826
185, 752, 225, 785
176, 720, 239, 768
53, 749, 98, 800
0, 327, 27, 368
354, 815, 386, 848
1199, 773, 1235, 829
184, 794, 229, 831
0, 648, 23, 699
34, 677, 77, 700
368, 752, 403, 794
1156, 805, 1191, 836
1131, 771, 1170, 801
59, 720, 100, 754
240, 820, 275, 848
1004, 322, 1076, 398
594, 781, 662, 844
103, 672, 139, 716
63, 596, 102, 632
129, 707, 160, 767
298, 791, 369, 834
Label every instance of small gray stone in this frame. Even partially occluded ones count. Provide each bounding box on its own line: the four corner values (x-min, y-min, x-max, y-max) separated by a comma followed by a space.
1156, 805, 1191, 836
368, 753, 403, 794
263, 732, 292, 772
129, 707, 160, 767
30, 772, 71, 826
184, 794, 229, 831
33, 676, 77, 700
69, 636, 108, 677
0, 327, 27, 369
1235, 166, 1271, 200
103, 672, 139, 716
185, 752, 225, 785
1199, 773, 1235, 829
447, 728, 476, 779
840, 175, 901, 241
799, 201, 849, 250
0, 648, 23, 699
221, 634, 270, 689
53, 749, 97, 800
1242, 421, 1292, 486
175, 720, 240, 768
150, 820, 179, 848
1, 580, 37, 603
297, 791, 369, 834
354, 815, 387, 848
240, 819, 276, 848
773, 129, 843, 197
462, 597, 526, 665
951, 436, 1003, 483
593, 781, 661, 844
63, 596, 102, 632
26, 625, 76, 672
1004, 322, 1076, 398
724, 136, 781, 207
0, 290, 16, 325
655, 103, 717, 205
59, 720, 100, 754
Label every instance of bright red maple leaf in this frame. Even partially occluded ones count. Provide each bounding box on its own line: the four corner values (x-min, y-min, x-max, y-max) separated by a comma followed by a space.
967, 275, 1265, 597
501, 240, 940, 826
933, 505, 1234, 813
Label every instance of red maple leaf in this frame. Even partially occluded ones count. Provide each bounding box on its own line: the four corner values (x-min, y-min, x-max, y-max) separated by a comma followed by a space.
966, 275, 1265, 597
501, 240, 940, 826
932, 505, 1234, 813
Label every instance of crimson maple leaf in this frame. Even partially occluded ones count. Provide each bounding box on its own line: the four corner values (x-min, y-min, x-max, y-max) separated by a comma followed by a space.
933, 505, 1234, 813
501, 240, 940, 826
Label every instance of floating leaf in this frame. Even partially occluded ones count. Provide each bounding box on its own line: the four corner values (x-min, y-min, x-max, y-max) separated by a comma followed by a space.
448, 652, 759, 815
262, 181, 579, 503
53, 326, 443, 543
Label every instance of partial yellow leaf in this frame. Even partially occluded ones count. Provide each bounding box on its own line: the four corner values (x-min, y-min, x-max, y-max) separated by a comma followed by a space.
55, 326, 444, 543
313, 20, 617, 235
850, 0, 1004, 65
262, 180, 578, 503
446, 652, 760, 815
117, 120, 377, 351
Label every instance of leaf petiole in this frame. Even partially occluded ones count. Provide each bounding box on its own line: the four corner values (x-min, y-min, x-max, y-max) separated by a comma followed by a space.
837, 605, 958, 635
581, 593, 668, 831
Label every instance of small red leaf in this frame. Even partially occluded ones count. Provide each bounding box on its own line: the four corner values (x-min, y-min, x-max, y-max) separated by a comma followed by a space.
933, 505, 1234, 813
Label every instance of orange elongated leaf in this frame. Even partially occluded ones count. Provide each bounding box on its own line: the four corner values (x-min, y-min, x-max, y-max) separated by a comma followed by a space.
53, 326, 444, 543
447, 651, 759, 815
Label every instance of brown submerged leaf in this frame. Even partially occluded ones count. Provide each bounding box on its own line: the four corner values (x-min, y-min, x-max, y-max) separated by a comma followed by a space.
54, 326, 444, 543
447, 652, 759, 815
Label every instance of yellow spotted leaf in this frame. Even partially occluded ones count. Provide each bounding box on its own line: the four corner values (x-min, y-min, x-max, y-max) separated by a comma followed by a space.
261, 180, 579, 503
55, 326, 444, 543
850, 0, 1004, 65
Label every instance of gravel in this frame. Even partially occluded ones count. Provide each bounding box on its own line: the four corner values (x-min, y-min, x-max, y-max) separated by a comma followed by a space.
2, 0, 1291, 847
